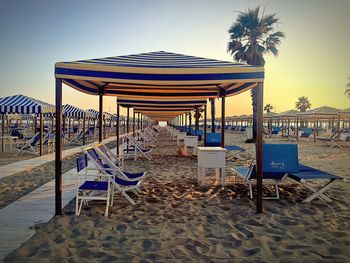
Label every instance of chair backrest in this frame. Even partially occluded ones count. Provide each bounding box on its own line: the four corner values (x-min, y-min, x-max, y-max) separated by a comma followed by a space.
31, 133, 41, 146
262, 144, 299, 173
76, 155, 88, 172
205, 133, 221, 146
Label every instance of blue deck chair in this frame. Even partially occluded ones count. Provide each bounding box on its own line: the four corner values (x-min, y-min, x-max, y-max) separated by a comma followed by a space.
15, 132, 40, 156
10, 129, 24, 139
299, 128, 312, 139
94, 143, 146, 178
75, 155, 113, 217
224, 145, 246, 161
288, 164, 343, 202
124, 134, 152, 160
205, 133, 221, 147
84, 147, 143, 205
232, 144, 299, 199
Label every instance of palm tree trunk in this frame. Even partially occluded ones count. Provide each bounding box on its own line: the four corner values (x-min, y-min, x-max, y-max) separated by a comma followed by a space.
210, 98, 215, 133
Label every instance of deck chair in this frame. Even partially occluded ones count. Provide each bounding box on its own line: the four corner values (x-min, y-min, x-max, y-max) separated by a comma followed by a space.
94, 143, 145, 176
84, 147, 143, 205
224, 145, 247, 161
124, 134, 153, 160
232, 144, 299, 199
287, 164, 343, 202
317, 129, 343, 148
75, 155, 112, 217
15, 132, 40, 156
299, 128, 312, 140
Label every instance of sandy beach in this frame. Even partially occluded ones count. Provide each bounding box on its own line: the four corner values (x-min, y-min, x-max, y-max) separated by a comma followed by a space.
3, 129, 349, 262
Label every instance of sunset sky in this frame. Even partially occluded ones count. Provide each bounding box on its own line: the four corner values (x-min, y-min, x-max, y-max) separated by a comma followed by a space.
0, 0, 349, 117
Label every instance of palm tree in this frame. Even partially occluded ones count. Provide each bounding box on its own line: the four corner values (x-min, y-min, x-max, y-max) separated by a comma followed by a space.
264, 103, 274, 113
227, 6, 285, 140
295, 96, 311, 112
345, 78, 350, 98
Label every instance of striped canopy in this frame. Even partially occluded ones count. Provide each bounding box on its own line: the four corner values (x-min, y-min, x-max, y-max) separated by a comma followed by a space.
87, 109, 99, 118
298, 106, 340, 119
55, 51, 264, 99
63, 104, 94, 119
116, 97, 206, 120
0, 94, 55, 114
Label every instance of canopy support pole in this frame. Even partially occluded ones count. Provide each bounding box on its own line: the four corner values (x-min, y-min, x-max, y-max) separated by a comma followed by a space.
1, 114, 5, 152
68, 118, 71, 139
204, 104, 207, 146
133, 109, 135, 136
98, 94, 103, 143
195, 106, 199, 135
82, 114, 86, 145
127, 107, 130, 134
221, 95, 225, 148
137, 113, 140, 130
116, 104, 120, 155
55, 78, 62, 215
255, 83, 264, 214
210, 98, 215, 133
189, 112, 192, 134
140, 114, 143, 131
39, 113, 43, 156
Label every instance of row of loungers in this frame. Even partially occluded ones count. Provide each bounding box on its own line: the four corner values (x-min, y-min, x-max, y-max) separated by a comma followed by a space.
169, 125, 343, 204
75, 126, 160, 217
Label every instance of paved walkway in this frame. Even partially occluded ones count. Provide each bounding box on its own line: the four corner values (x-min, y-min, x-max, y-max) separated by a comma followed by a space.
0, 136, 118, 180
0, 133, 132, 262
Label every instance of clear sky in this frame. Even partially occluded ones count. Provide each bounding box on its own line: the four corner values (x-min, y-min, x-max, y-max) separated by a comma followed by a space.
0, 0, 349, 117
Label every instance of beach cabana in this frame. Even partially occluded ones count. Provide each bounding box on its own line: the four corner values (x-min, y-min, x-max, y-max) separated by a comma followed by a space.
272, 110, 299, 136
62, 104, 94, 144
0, 94, 55, 155
54, 51, 265, 214
298, 106, 340, 141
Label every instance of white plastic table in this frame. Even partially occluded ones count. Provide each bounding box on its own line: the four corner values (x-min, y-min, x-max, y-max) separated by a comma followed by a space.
176, 132, 187, 145
197, 146, 226, 186
184, 136, 198, 156
0, 136, 18, 153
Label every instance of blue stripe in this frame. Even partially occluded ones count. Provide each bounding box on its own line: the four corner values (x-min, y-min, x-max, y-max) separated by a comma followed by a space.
117, 99, 206, 105
56, 68, 264, 81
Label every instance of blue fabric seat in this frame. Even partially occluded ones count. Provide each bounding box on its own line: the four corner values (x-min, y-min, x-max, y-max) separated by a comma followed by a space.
79, 181, 109, 191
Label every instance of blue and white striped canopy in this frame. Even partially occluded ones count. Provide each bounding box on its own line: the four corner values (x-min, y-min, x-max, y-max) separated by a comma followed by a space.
63, 104, 94, 119
0, 94, 55, 114
55, 51, 264, 99
87, 109, 99, 118
116, 97, 206, 120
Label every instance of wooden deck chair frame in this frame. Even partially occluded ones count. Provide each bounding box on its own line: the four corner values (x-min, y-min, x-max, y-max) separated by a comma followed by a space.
15, 132, 40, 157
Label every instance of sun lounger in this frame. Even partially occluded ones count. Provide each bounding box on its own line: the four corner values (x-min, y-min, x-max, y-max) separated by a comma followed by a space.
75, 155, 113, 217
232, 144, 298, 199
317, 129, 344, 148
287, 164, 343, 202
224, 145, 246, 161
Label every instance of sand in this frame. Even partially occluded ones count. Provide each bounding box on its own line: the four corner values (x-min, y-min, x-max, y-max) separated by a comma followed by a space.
3, 129, 350, 262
